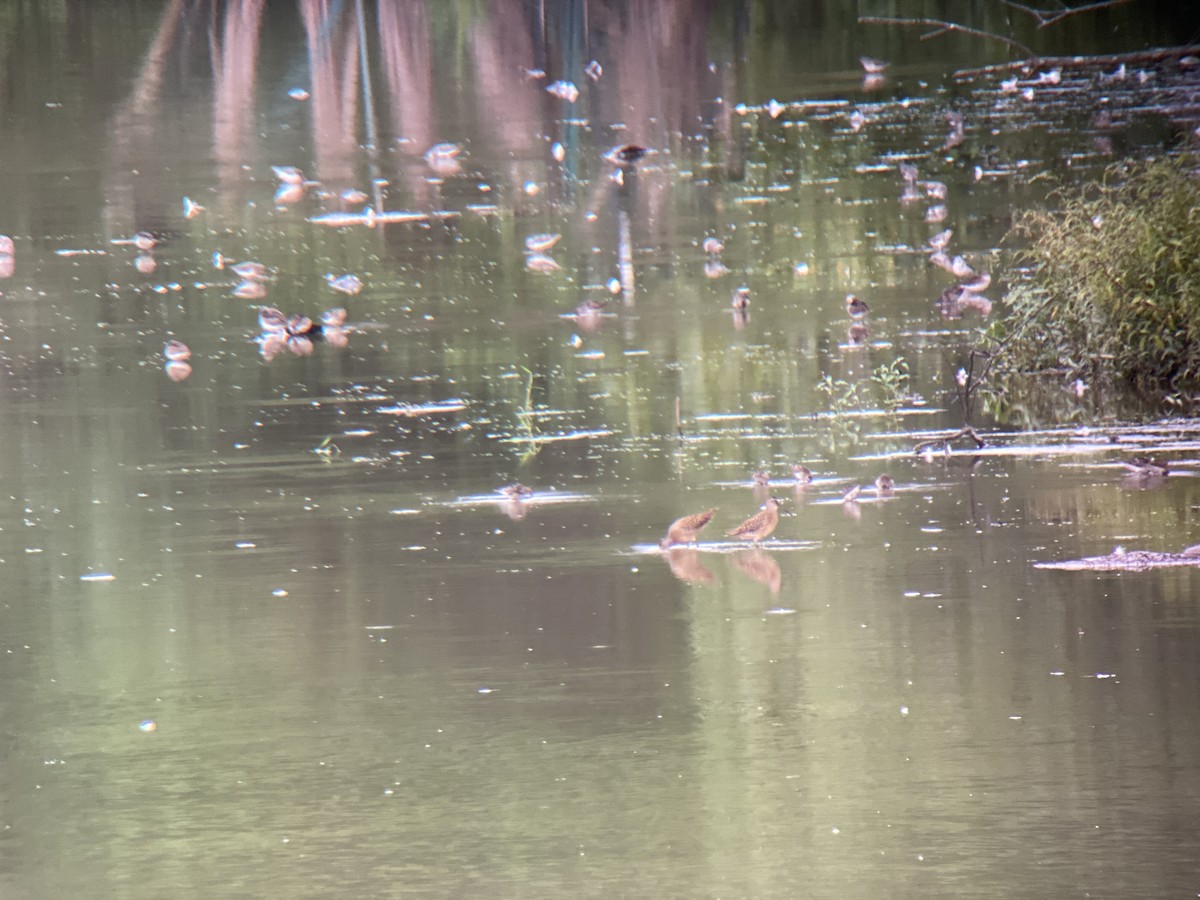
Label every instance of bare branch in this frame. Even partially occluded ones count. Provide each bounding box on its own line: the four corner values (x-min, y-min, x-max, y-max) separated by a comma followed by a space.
954, 42, 1200, 79
1000, 0, 1136, 28
858, 16, 1035, 59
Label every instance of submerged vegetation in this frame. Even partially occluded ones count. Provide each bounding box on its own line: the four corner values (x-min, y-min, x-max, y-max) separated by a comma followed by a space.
980, 155, 1200, 406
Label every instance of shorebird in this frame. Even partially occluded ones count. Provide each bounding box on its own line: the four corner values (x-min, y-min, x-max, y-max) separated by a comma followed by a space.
163, 340, 191, 362
842, 484, 863, 503
928, 229, 953, 251
231, 261, 270, 282
860, 56, 890, 75
659, 508, 717, 550
604, 144, 648, 164
791, 464, 813, 485
950, 255, 976, 279
731, 286, 751, 310
524, 233, 561, 253
702, 237, 724, 255
326, 273, 363, 296
726, 498, 782, 544
875, 474, 895, 493
845, 294, 870, 319
752, 470, 771, 487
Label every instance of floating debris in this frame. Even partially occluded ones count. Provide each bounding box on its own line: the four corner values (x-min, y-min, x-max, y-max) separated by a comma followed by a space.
376, 400, 468, 417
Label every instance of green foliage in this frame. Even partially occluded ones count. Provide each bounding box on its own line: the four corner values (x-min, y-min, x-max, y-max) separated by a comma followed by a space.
981, 155, 1200, 394
870, 358, 911, 411
816, 358, 910, 414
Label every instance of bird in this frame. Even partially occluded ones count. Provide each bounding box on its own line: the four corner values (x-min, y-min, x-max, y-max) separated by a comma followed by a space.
845, 294, 870, 319
231, 261, 271, 282
726, 498, 782, 544
842, 484, 863, 503
326, 273, 364, 296
791, 464, 813, 485
498, 483, 534, 500
604, 144, 648, 164
860, 56, 890, 75
524, 233, 561, 253
259, 307, 288, 333
731, 286, 751, 310
163, 340, 191, 362
950, 256, 976, 279
752, 470, 771, 487
875, 474, 895, 493
928, 229, 953, 251
659, 508, 717, 550
702, 236, 724, 255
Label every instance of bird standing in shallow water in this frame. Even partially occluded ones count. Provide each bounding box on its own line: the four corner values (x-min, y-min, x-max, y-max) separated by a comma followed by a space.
845, 294, 870, 319
792, 464, 813, 485
731, 286, 750, 310
660, 508, 717, 550
726, 498, 782, 544
498, 483, 534, 500
875, 474, 895, 493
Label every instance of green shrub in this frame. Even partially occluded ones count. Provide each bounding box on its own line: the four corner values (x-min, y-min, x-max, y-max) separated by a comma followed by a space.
982, 155, 1200, 394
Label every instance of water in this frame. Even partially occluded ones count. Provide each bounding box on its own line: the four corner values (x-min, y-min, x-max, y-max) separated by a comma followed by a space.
2, 2, 1200, 897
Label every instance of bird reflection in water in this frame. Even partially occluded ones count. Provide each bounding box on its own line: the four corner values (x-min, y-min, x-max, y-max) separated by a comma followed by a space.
663, 548, 716, 585
841, 484, 863, 521
570, 297, 609, 333
498, 483, 534, 521
730, 548, 782, 596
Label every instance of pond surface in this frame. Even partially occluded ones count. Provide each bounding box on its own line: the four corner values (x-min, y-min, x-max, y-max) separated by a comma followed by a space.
2, 2, 1200, 897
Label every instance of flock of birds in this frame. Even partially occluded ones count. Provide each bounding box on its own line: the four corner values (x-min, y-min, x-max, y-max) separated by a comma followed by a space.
497, 458, 898, 554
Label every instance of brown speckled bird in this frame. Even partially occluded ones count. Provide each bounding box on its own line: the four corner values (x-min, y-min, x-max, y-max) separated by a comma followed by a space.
660, 508, 717, 551
845, 293, 870, 319
726, 498, 781, 544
